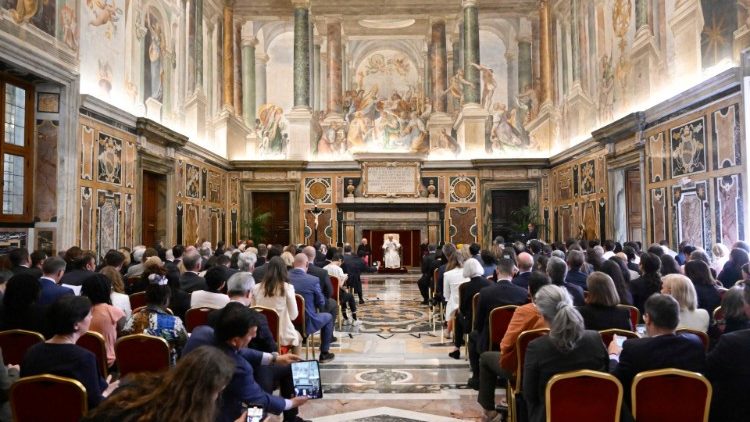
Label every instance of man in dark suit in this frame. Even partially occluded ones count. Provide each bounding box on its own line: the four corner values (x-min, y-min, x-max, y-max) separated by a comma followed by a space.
303, 246, 337, 325
9, 247, 42, 279
252, 246, 283, 284
312, 242, 327, 268
512, 252, 534, 289
356, 238, 372, 265
418, 244, 440, 305
288, 254, 335, 362
37, 257, 73, 306
608, 294, 706, 403
467, 258, 529, 388
342, 246, 377, 304
706, 283, 750, 422
179, 252, 208, 293
564, 249, 588, 291
546, 256, 585, 306
59, 252, 97, 286
166, 244, 184, 275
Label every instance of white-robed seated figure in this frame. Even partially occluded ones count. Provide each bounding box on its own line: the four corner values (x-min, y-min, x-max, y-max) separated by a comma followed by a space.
382, 234, 401, 269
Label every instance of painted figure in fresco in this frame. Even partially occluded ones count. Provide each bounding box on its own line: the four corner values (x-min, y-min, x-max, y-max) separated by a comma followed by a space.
60, 4, 79, 50
382, 235, 401, 269
98, 60, 113, 94
599, 55, 615, 122
10, 0, 38, 24
434, 128, 461, 155
471, 63, 497, 110
444, 69, 472, 109
347, 111, 369, 151
86, 0, 122, 39
404, 111, 428, 153
145, 11, 164, 101
256, 104, 287, 155
489, 103, 522, 151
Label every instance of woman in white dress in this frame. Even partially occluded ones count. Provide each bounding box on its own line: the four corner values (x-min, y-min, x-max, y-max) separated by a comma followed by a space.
661, 274, 710, 332
251, 256, 301, 350
443, 253, 469, 338
383, 235, 401, 269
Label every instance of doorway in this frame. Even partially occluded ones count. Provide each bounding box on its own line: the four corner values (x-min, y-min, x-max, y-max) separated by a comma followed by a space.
142, 171, 167, 247
625, 168, 643, 243
251, 192, 290, 245
362, 229, 421, 267
491, 190, 529, 242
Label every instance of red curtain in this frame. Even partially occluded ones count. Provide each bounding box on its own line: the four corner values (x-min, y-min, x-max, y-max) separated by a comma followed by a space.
362, 230, 421, 267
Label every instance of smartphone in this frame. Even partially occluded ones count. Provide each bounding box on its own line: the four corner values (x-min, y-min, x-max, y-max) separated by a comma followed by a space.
291, 360, 323, 399
246, 406, 263, 422
613, 334, 626, 347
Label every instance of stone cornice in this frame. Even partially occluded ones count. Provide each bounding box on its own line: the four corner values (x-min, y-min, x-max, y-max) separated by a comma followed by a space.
591, 112, 646, 145
136, 118, 189, 150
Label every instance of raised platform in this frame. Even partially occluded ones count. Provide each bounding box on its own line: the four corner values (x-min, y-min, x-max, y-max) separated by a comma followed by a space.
378, 266, 409, 274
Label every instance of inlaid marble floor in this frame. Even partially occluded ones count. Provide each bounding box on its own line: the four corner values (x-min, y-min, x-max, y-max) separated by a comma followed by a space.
267, 276, 503, 421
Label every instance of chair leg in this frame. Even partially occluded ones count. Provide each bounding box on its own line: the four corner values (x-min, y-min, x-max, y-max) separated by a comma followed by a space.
464, 334, 469, 361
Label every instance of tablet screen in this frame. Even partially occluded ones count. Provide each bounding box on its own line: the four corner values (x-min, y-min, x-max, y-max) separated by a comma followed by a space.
291, 360, 323, 399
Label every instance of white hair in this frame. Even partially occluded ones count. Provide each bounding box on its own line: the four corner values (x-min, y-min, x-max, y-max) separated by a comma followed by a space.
462, 258, 484, 278
238, 251, 258, 272
133, 245, 147, 263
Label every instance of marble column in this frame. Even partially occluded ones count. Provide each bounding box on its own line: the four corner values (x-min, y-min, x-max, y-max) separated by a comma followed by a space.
241, 37, 256, 126
326, 21, 343, 115
505, 50, 517, 105
635, 0, 649, 31
462, 0, 480, 105
539, 0, 553, 105
293, 3, 311, 108
313, 39, 321, 111
518, 38, 532, 93
255, 52, 268, 108
451, 38, 460, 75
194, 0, 203, 92
571, 0, 580, 84
222, 1, 234, 111
430, 20, 447, 113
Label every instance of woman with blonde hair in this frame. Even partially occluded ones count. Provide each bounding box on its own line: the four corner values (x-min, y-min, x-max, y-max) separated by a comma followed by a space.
661, 273, 710, 332
100, 265, 131, 317
251, 256, 301, 351
280, 251, 295, 269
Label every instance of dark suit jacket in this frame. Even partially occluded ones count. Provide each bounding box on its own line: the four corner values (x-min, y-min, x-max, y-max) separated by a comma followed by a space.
474, 280, 529, 352
37, 277, 74, 307
59, 269, 95, 287
207, 304, 278, 353
341, 255, 376, 286
564, 270, 588, 291
511, 271, 532, 290
458, 276, 491, 330
11, 266, 41, 279
611, 333, 706, 402
718, 263, 742, 288
558, 282, 585, 307
694, 283, 721, 315
629, 276, 661, 314
288, 268, 328, 334
578, 304, 632, 331
313, 251, 327, 268
707, 329, 750, 422
252, 263, 268, 284
523, 330, 609, 422
179, 272, 208, 293
307, 264, 333, 299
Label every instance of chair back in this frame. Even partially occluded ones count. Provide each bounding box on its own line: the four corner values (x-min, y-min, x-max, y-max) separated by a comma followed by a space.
488, 305, 517, 351
252, 306, 281, 351
457, 283, 470, 316
471, 293, 480, 329
514, 328, 550, 389
115, 334, 170, 377
11, 374, 87, 422
0, 329, 44, 365
676, 328, 710, 352
599, 329, 639, 347
76, 331, 108, 376
546, 370, 623, 422
330, 276, 340, 302
632, 369, 712, 422
432, 268, 440, 294
617, 304, 641, 329
292, 294, 307, 337
185, 307, 213, 333
712, 306, 725, 333
129, 292, 147, 310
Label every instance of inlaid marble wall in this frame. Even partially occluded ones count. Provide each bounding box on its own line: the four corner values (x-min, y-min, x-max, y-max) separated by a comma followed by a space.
645, 95, 745, 250
540, 148, 609, 243
77, 116, 137, 260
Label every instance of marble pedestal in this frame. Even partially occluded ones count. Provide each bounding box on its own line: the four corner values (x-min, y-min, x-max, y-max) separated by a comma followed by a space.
217, 109, 251, 160
735, 25, 750, 62
565, 84, 594, 141
426, 112, 454, 151
631, 28, 662, 101
454, 103, 487, 153
286, 107, 313, 160
184, 91, 207, 142
526, 103, 556, 153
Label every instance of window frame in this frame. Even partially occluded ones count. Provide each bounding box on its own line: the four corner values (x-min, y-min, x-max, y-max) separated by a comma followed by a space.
0, 73, 35, 223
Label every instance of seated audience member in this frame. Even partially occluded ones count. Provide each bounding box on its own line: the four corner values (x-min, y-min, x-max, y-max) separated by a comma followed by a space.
512, 252, 534, 290
288, 254, 335, 363
251, 257, 301, 351
60, 251, 97, 287
0, 343, 18, 420
601, 258, 633, 305
710, 243, 730, 276
237, 250, 258, 276
0, 269, 11, 302
480, 250, 497, 278
302, 246, 337, 324
629, 252, 662, 315
99, 265, 131, 317
20, 296, 118, 409
706, 283, 750, 422
0, 274, 47, 335
179, 252, 207, 293
623, 246, 641, 275
718, 286, 750, 334
280, 252, 295, 269
608, 294, 706, 402
129, 256, 165, 294
477, 272, 550, 417
661, 274, 710, 332
124, 246, 147, 279
532, 255, 548, 273
467, 258, 528, 388
578, 272, 631, 331
448, 258, 486, 359
523, 285, 608, 422
81, 274, 126, 368
190, 266, 230, 309
341, 246, 377, 304
547, 256, 585, 306
83, 345, 235, 422
684, 260, 722, 315
660, 254, 682, 276
37, 256, 74, 306
323, 252, 360, 326
122, 275, 188, 364
9, 247, 42, 278
418, 244, 440, 304
718, 248, 749, 288
585, 247, 604, 272
443, 253, 468, 339
183, 303, 308, 422
564, 250, 587, 291
252, 245, 282, 283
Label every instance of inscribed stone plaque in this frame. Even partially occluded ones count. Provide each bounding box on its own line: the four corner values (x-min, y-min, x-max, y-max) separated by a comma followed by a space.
363, 162, 420, 197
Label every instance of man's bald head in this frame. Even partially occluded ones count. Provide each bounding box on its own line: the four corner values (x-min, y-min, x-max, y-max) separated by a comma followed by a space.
517, 252, 533, 271
303, 246, 316, 260
293, 253, 309, 269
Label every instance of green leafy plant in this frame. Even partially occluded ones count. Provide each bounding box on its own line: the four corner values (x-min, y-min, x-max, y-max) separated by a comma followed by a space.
510, 205, 545, 235
241, 209, 272, 244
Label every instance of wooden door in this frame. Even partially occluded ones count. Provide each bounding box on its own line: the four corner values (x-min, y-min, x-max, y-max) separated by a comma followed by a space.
626, 169, 643, 242
142, 172, 159, 247
252, 192, 290, 245
491, 190, 529, 241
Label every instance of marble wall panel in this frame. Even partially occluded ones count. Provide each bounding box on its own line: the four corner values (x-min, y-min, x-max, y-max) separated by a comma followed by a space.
199, 205, 210, 243
650, 188, 667, 243
184, 203, 199, 246
305, 177, 332, 205
207, 170, 222, 203
35, 120, 58, 222
186, 164, 201, 198
81, 125, 95, 181
716, 174, 743, 246
124, 193, 133, 248
449, 207, 477, 244
712, 104, 741, 170
648, 132, 666, 183
123, 139, 136, 189
96, 190, 120, 260
80, 187, 93, 250
673, 182, 710, 252
558, 206, 573, 241
580, 160, 596, 195
670, 117, 706, 178
96, 132, 123, 185
581, 201, 597, 241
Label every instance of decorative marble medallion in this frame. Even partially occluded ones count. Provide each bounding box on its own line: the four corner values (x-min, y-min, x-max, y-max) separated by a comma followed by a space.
670, 117, 706, 177
96, 132, 123, 185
